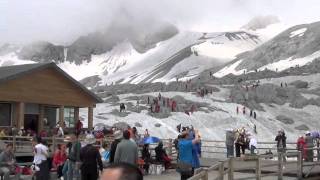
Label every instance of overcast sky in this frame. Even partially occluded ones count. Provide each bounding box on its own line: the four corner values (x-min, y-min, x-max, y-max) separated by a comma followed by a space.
1, 0, 320, 45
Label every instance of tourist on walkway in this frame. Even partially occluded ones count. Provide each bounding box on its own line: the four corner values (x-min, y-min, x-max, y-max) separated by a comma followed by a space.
235, 130, 246, 157
80, 134, 103, 180
32, 136, 49, 180
305, 131, 314, 162
52, 144, 67, 179
297, 135, 306, 160
226, 129, 235, 157
67, 134, 81, 180
249, 135, 257, 154
275, 130, 287, 162
75, 119, 83, 136
114, 130, 138, 166
109, 130, 122, 164
0, 143, 20, 180
155, 141, 172, 169
102, 163, 143, 180
178, 130, 200, 180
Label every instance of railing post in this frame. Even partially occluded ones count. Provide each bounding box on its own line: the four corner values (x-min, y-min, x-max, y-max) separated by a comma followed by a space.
297, 151, 303, 180
13, 135, 16, 153
218, 161, 224, 180
168, 139, 173, 156
278, 153, 283, 180
228, 158, 234, 180
256, 157, 261, 180
52, 136, 56, 152
317, 139, 320, 161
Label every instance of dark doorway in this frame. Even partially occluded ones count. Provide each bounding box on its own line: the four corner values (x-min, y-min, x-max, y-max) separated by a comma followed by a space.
24, 114, 39, 133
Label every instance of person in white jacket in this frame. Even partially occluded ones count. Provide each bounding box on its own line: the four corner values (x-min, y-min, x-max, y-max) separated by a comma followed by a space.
249, 135, 257, 154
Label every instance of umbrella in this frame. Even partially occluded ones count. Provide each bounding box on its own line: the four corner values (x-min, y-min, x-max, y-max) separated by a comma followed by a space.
141, 136, 160, 144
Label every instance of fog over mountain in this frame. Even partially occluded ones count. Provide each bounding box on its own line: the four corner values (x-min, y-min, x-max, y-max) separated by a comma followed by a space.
1, 0, 320, 45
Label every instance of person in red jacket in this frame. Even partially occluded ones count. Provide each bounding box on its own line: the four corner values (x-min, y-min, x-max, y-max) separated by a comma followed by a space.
297, 135, 306, 160
52, 144, 67, 178
75, 119, 83, 136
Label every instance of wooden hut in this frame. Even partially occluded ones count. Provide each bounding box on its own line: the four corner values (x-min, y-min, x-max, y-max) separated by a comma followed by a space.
0, 62, 102, 133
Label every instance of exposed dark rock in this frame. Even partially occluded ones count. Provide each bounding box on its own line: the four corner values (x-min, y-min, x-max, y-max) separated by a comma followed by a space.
276, 115, 294, 124
295, 125, 310, 131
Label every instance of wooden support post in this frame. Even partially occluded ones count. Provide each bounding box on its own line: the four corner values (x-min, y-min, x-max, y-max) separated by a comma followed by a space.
74, 107, 80, 121
297, 151, 303, 180
168, 139, 173, 156
218, 161, 224, 180
88, 106, 93, 130
278, 153, 283, 180
16, 102, 25, 129
59, 106, 64, 128
256, 157, 261, 180
203, 170, 208, 180
38, 105, 44, 133
228, 158, 234, 180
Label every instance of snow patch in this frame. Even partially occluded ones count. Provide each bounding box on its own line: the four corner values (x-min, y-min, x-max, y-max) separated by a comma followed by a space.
213, 59, 245, 78
258, 50, 320, 72
290, 28, 307, 38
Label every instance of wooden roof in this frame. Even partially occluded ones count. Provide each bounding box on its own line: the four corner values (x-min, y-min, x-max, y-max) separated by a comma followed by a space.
0, 63, 103, 104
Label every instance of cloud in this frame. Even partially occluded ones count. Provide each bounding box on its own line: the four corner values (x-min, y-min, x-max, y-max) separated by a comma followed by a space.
0, 0, 320, 45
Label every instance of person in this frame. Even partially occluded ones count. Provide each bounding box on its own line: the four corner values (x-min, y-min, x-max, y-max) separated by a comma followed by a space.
102, 163, 143, 180
80, 134, 103, 180
67, 134, 81, 180
242, 106, 246, 115
114, 130, 138, 166
144, 129, 150, 138
52, 144, 67, 179
109, 131, 122, 164
226, 129, 235, 157
236, 106, 239, 114
305, 131, 314, 162
296, 135, 306, 160
253, 112, 257, 119
178, 130, 200, 180
0, 143, 20, 180
32, 136, 49, 180
275, 130, 287, 162
141, 144, 151, 174
155, 141, 172, 169
249, 135, 257, 154
100, 143, 110, 167
56, 124, 64, 137
131, 127, 140, 143
75, 119, 83, 136
235, 130, 246, 157
250, 110, 253, 117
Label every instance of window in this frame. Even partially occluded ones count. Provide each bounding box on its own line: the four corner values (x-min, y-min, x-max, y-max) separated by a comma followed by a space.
64, 107, 75, 128
0, 103, 11, 126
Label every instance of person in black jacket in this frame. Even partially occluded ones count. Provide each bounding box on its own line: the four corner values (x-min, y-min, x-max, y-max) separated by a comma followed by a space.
155, 141, 171, 169
80, 134, 103, 180
141, 144, 151, 174
275, 130, 287, 162
109, 131, 122, 163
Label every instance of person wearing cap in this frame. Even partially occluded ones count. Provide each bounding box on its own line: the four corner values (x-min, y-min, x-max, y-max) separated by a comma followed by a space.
248, 135, 257, 154
109, 130, 123, 164
305, 131, 314, 162
80, 134, 103, 180
296, 135, 306, 160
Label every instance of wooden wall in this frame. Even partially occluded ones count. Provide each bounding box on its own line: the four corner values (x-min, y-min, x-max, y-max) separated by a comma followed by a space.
0, 67, 97, 107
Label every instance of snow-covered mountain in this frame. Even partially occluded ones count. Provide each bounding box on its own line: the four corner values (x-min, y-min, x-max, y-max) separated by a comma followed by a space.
0, 29, 263, 86
214, 21, 320, 78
